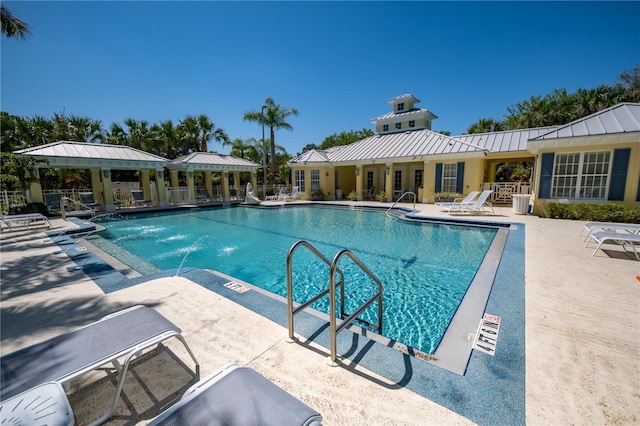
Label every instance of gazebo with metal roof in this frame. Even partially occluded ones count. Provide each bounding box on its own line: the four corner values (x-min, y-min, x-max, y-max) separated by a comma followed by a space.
166, 152, 260, 204
15, 141, 169, 211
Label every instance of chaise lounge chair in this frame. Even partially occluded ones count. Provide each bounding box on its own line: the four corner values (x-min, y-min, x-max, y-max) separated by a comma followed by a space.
454, 189, 494, 215
435, 191, 480, 212
586, 231, 640, 260
0, 305, 200, 425
579, 222, 640, 242
0, 212, 52, 231
131, 190, 153, 207
148, 363, 322, 426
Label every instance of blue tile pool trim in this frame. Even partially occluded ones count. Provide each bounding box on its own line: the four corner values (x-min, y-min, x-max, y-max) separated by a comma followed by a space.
54, 214, 525, 426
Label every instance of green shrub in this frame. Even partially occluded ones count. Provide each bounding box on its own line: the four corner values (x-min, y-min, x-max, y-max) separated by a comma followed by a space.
547, 202, 640, 223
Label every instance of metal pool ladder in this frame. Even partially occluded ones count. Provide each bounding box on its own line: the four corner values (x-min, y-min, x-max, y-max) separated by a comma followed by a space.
286, 240, 384, 366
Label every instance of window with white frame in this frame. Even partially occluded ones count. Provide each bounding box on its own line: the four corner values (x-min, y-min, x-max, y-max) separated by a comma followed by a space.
442, 163, 458, 193
310, 169, 320, 191
366, 171, 374, 191
394, 170, 403, 193
552, 151, 611, 199
414, 169, 423, 191
408, 120, 415, 128
383, 124, 389, 132
395, 122, 401, 130
397, 102, 405, 111
295, 169, 305, 192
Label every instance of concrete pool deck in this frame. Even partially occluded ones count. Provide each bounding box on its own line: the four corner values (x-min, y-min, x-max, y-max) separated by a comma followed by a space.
1, 202, 638, 425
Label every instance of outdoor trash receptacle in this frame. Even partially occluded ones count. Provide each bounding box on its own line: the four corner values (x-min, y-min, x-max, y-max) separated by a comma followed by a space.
512, 194, 531, 214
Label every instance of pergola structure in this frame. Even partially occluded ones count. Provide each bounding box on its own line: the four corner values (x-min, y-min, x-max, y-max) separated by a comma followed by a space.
14, 141, 260, 211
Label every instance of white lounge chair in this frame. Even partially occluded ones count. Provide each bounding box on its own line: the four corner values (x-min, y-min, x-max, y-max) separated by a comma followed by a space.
148, 363, 322, 426
435, 191, 480, 212
289, 186, 301, 200
0, 212, 52, 231
0, 305, 200, 425
579, 222, 640, 242
586, 231, 640, 260
459, 190, 494, 215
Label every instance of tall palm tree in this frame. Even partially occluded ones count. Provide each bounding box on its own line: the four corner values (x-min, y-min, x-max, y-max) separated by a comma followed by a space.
244, 98, 298, 174
181, 114, 230, 152
466, 118, 504, 134
69, 115, 104, 143
1, 4, 30, 40
122, 118, 152, 150
27, 115, 54, 146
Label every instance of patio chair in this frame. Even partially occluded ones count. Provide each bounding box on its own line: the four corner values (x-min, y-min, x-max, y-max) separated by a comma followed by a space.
579, 222, 640, 242
78, 192, 102, 210
454, 190, 494, 215
289, 186, 301, 200
44, 193, 63, 213
363, 186, 376, 200
266, 187, 284, 201
195, 187, 212, 203
131, 190, 153, 207
0, 305, 200, 426
0, 212, 52, 231
435, 191, 480, 212
148, 363, 322, 426
586, 231, 640, 260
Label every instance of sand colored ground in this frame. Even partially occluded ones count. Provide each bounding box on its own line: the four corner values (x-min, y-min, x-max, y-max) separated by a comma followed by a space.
1, 202, 638, 425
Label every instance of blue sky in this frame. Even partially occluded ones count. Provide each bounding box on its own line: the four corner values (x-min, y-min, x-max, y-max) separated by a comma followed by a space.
2, 1, 639, 155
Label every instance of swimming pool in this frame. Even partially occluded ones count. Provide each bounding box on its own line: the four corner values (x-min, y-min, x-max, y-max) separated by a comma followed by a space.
93, 205, 499, 355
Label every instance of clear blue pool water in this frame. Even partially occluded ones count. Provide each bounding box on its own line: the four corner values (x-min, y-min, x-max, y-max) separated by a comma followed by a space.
96, 205, 497, 354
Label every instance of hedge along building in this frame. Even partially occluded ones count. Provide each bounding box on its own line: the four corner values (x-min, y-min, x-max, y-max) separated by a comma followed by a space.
14, 141, 260, 211
288, 95, 640, 216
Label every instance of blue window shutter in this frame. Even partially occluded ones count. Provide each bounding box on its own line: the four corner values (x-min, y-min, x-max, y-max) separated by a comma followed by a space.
456, 162, 465, 193
608, 148, 630, 201
636, 174, 640, 202
435, 163, 442, 192
538, 153, 554, 199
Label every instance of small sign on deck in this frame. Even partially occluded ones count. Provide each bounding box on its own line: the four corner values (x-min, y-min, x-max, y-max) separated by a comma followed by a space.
473, 313, 501, 356
223, 281, 250, 293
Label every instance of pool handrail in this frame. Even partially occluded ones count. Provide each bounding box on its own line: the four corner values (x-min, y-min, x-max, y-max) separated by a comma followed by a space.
286, 241, 346, 342
286, 240, 384, 367
386, 191, 416, 214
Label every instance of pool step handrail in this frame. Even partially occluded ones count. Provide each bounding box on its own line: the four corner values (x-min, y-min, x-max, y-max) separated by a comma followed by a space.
286, 240, 384, 367
328, 248, 383, 366
60, 197, 96, 221
286, 241, 346, 341
386, 191, 416, 214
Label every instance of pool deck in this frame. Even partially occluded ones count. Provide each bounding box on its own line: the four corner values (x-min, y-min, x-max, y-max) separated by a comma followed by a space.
1, 202, 638, 425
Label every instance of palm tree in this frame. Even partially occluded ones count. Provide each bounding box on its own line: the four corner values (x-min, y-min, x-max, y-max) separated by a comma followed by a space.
226, 137, 257, 159
181, 114, 230, 152
244, 98, 298, 175
466, 118, 504, 134
1, 4, 30, 40
27, 115, 54, 146
122, 118, 152, 150
68, 115, 104, 143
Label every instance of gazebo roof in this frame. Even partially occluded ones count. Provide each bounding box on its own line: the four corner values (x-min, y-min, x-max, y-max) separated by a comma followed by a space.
167, 152, 260, 172
15, 141, 168, 170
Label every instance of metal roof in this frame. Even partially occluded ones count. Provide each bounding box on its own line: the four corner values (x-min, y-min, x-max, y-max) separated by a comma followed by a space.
532, 103, 640, 140
14, 141, 168, 169
167, 152, 259, 171
388, 93, 420, 104
453, 126, 559, 153
371, 108, 438, 123
290, 129, 488, 165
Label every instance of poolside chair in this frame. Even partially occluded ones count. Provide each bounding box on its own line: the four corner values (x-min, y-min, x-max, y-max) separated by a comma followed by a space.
148, 363, 322, 426
455, 190, 494, 215
131, 189, 153, 207
78, 192, 102, 210
363, 186, 376, 200
435, 191, 480, 212
0, 212, 52, 231
579, 222, 640, 242
289, 186, 301, 200
266, 187, 284, 201
0, 305, 200, 425
195, 187, 211, 203
44, 192, 63, 214
586, 231, 640, 260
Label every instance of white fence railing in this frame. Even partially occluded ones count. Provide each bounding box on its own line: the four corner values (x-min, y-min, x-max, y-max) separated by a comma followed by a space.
483, 182, 531, 204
